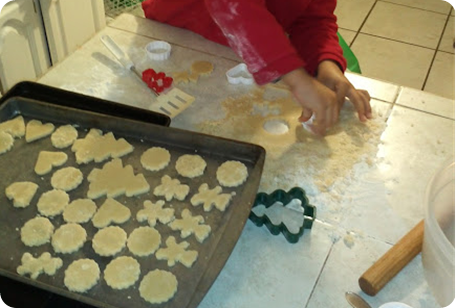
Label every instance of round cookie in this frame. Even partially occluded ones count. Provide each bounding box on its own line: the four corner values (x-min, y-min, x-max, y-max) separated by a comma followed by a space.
63, 199, 97, 224
216, 160, 248, 187
52, 223, 87, 254
20, 217, 54, 247
139, 270, 178, 304
51, 125, 78, 149
104, 256, 140, 290
127, 226, 161, 257
92, 226, 127, 257
51, 167, 84, 192
37, 189, 70, 217
175, 154, 206, 178
140, 147, 171, 172
64, 259, 100, 293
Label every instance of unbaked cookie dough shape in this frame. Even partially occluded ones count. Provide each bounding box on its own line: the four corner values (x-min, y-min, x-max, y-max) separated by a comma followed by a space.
64, 259, 100, 293
191, 183, 235, 212
25, 119, 55, 143
92, 198, 131, 228
34, 151, 68, 175
71, 128, 133, 164
51, 167, 83, 192
175, 154, 206, 178
136, 200, 175, 227
52, 223, 87, 254
169, 209, 211, 243
155, 236, 198, 268
17, 252, 63, 280
51, 125, 78, 149
87, 158, 150, 199
0, 115, 25, 138
5, 181, 39, 208
0, 131, 14, 154
37, 189, 70, 217
153, 175, 189, 201
140, 147, 171, 171
127, 226, 161, 257
104, 256, 140, 290
92, 226, 127, 257
216, 160, 248, 187
191, 61, 214, 77
21, 216, 54, 247
63, 199, 97, 223
139, 270, 178, 304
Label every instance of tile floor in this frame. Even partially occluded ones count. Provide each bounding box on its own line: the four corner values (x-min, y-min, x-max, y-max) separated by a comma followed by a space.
124, 0, 455, 100
336, 0, 455, 99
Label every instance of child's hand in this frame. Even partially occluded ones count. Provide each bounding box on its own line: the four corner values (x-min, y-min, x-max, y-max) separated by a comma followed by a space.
317, 60, 372, 122
282, 68, 339, 136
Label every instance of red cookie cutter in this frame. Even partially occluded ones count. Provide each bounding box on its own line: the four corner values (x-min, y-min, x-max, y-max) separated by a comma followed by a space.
142, 69, 173, 94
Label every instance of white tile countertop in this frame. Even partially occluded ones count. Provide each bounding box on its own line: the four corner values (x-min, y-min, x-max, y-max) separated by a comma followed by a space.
36, 14, 454, 308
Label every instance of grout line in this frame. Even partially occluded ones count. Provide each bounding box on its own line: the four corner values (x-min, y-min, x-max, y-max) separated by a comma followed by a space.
304, 243, 335, 308
348, 0, 378, 48
378, 0, 452, 15
355, 32, 442, 51
421, 12, 452, 91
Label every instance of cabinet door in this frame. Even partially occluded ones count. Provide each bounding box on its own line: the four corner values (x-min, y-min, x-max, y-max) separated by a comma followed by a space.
0, 0, 51, 93
40, 0, 106, 64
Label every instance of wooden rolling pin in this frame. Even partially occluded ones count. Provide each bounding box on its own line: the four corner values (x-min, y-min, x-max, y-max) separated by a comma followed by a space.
358, 220, 424, 296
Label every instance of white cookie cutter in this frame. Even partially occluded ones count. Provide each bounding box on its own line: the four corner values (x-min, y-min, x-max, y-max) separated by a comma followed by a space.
226, 63, 254, 85
146, 41, 171, 61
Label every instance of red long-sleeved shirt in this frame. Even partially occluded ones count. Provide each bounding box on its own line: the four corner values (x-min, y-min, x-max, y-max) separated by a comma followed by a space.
142, 0, 346, 85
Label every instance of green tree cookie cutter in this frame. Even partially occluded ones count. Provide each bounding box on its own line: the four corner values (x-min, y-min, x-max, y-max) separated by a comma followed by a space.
249, 187, 316, 243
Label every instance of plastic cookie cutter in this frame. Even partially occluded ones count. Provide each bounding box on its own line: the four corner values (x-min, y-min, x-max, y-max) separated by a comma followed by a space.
146, 41, 172, 61
249, 187, 316, 243
142, 68, 173, 94
226, 63, 254, 85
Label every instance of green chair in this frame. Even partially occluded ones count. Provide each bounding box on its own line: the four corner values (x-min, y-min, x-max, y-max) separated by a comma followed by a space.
337, 32, 361, 74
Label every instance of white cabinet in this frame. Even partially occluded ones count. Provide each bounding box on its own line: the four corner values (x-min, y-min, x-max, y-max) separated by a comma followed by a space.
0, 0, 51, 93
39, 0, 106, 64
0, 0, 106, 94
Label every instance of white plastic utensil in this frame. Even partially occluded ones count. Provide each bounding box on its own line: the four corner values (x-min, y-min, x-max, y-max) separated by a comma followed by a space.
149, 88, 195, 118
100, 35, 159, 96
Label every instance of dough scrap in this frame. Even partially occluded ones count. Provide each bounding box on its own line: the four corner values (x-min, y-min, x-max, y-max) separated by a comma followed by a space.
34, 151, 68, 175
64, 259, 100, 293
51, 125, 78, 149
71, 129, 133, 164
136, 200, 175, 227
153, 175, 189, 202
0, 131, 14, 154
25, 120, 55, 143
92, 198, 131, 228
216, 160, 248, 187
0, 116, 25, 138
191, 183, 235, 212
17, 252, 63, 280
168, 209, 211, 243
63, 199, 97, 223
51, 167, 83, 192
20, 217, 54, 247
52, 223, 87, 254
191, 61, 214, 76
140, 147, 171, 172
87, 158, 150, 199
175, 154, 206, 178
155, 236, 198, 268
139, 270, 178, 304
5, 181, 39, 208
92, 226, 127, 257
37, 189, 70, 217
127, 226, 161, 257
104, 256, 140, 290
172, 71, 190, 84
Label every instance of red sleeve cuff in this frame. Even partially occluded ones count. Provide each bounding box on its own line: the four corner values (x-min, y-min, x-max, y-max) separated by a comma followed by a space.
251, 54, 305, 85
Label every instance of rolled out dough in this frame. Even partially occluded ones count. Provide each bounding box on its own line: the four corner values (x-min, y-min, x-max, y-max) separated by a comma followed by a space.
153, 175, 189, 201
0, 131, 14, 154
64, 259, 100, 293
92, 226, 127, 257
92, 198, 131, 228
5, 181, 39, 208
17, 252, 62, 280
216, 160, 248, 187
139, 270, 178, 304
51, 125, 78, 149
104, 256, 140, 290
127, 226, 161, 257
140, 147, 171, 171
25, 120, 55, 143
37, 189, 70, 217
20, 217, 54, 247
51, 223, 87, 254
63, 199, 97, 224
175, 154, 206, 178
35, 151, 68, 175
51, 167, 84, 192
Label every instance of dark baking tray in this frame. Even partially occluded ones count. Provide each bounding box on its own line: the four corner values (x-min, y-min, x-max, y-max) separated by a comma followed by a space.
0, 81, 171, 127
0, 97, 265, 308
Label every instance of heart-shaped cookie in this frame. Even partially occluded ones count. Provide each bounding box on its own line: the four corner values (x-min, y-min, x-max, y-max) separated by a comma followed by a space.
5, 181, 39, 208
35, 151, 68, 175
92, 198, 131, 228
0, 116, 25, 138
0, 131, 14, 155
26, 120, 55, 143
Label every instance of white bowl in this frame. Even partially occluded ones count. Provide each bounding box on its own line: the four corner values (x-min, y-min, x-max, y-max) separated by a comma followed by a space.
379, 302, 413, 308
